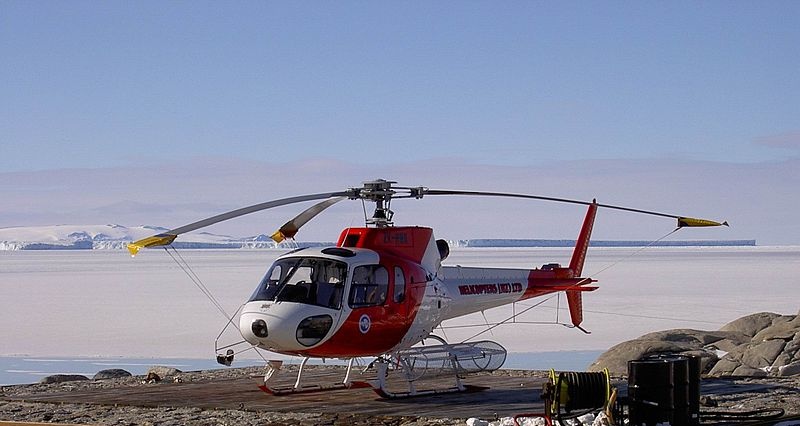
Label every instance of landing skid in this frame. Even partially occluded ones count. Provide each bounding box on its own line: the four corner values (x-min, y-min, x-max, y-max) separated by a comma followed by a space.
258, 357, 369, 396
259, 381, 372, 396
353, 380, 489, 399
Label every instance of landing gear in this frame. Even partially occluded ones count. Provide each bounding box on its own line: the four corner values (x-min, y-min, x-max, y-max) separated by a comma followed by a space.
353, 338, 507, 399
258, 357, 371, 395
256, 338, 507, 399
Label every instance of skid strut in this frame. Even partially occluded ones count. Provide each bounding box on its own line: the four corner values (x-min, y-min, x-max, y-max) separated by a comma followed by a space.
258, 357, 370, 396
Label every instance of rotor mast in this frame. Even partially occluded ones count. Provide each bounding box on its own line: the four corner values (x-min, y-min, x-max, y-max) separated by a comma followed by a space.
351, 179, 398, 227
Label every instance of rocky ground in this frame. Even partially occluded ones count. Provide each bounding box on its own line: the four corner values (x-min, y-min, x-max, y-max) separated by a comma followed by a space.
0, 366, 455, 426
1, 364, 799, 425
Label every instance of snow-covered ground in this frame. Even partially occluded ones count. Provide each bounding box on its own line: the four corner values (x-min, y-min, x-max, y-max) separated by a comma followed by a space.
1, 246, 797, 360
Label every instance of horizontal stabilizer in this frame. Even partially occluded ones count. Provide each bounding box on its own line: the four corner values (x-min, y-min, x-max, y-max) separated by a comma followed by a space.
543, 283, 598, 292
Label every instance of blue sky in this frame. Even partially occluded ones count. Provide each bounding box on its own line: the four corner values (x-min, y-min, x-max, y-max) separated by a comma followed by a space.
1, 2, 799, 243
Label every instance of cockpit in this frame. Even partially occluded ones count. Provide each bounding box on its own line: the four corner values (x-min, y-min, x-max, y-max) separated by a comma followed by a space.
247, 248, 393, 311
249, 257, 347, 310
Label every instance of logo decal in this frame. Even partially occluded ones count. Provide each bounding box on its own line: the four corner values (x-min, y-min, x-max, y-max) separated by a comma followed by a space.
359, 314, 371, 334
458, 282, 523, 296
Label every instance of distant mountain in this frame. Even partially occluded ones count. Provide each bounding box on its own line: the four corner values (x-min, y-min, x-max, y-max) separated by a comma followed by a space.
449, 238, 757, 247
0, 224, 321, 251
0, 225, 756, 251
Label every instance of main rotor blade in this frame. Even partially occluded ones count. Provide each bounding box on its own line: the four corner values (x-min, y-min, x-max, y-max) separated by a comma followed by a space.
271, 196, 346, 243
422, 189, 728, 228
128, 191, 349, 256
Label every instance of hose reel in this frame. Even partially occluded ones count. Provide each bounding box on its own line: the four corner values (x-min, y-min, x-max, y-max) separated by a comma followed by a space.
515, 369, 614, 426
548, 369, 612, 418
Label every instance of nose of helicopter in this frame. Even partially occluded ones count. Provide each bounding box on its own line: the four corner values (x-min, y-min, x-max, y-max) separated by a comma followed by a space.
239, 302, 336, 353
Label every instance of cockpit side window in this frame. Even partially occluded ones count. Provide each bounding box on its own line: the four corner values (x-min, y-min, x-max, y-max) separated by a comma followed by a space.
393, 266, 406, 303
249, 258, 347, 309
349, 265, 389, 308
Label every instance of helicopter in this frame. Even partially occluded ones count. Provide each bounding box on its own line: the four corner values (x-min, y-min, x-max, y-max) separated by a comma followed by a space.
128, 179, 726, 398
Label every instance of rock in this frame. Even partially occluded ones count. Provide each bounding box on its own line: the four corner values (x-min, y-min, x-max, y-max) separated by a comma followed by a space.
593, 311, 800, 378
588, 339, 695, 376
39, 374, 90, 384
707, 338, 744, 353
771, 315, 795, 326
779, 361, 800, 377
720, 312, 782, 337
708, 357, 740, 376
93, 369, 133, 380
787, 338, 800, 353
147, 366, 182, 378
752, 321, 799, 342
699, 395, 718, 407
741, 340, 786, 368
639, 329, 748, 346
772, 353, 792, 369
731, 365, 767, 377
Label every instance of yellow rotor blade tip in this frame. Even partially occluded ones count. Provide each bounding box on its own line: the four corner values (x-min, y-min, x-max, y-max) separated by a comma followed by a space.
677, 217, 729, 228
270, 230, 286, 244
127, 234, 178, 256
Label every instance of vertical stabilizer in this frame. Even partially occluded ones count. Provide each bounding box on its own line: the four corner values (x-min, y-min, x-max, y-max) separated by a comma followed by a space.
566, 290, 584, 327
566, 201, 597, 328
568, 201, 598, 276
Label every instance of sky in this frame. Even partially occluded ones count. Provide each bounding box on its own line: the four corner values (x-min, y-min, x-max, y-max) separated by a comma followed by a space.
1, 2, 799, 244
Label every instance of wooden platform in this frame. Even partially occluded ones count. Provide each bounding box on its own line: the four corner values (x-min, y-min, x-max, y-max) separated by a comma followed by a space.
4, 366, 552, 420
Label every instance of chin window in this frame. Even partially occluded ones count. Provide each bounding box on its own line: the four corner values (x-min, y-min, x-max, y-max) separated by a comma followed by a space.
296, 315, 333, 346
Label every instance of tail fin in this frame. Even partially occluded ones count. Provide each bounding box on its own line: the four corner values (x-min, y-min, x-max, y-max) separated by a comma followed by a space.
568, 201, 598, 276
566, 290, 584, 328
567, 201, 597, 329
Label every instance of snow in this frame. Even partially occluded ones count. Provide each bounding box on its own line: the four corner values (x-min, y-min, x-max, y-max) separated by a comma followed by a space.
0, 224, 159, 250
1, 246, 797, 360
467, 411, 613, 426
0, 224, 292, 250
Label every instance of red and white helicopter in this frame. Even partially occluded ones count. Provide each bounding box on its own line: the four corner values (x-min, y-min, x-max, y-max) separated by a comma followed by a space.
128, 179, 726, 398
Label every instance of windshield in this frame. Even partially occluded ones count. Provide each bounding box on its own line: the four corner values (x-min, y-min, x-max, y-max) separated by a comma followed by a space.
249, 257, 348, 309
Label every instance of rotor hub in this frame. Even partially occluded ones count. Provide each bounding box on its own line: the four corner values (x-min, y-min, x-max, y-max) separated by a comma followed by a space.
352, 179, 397, 227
